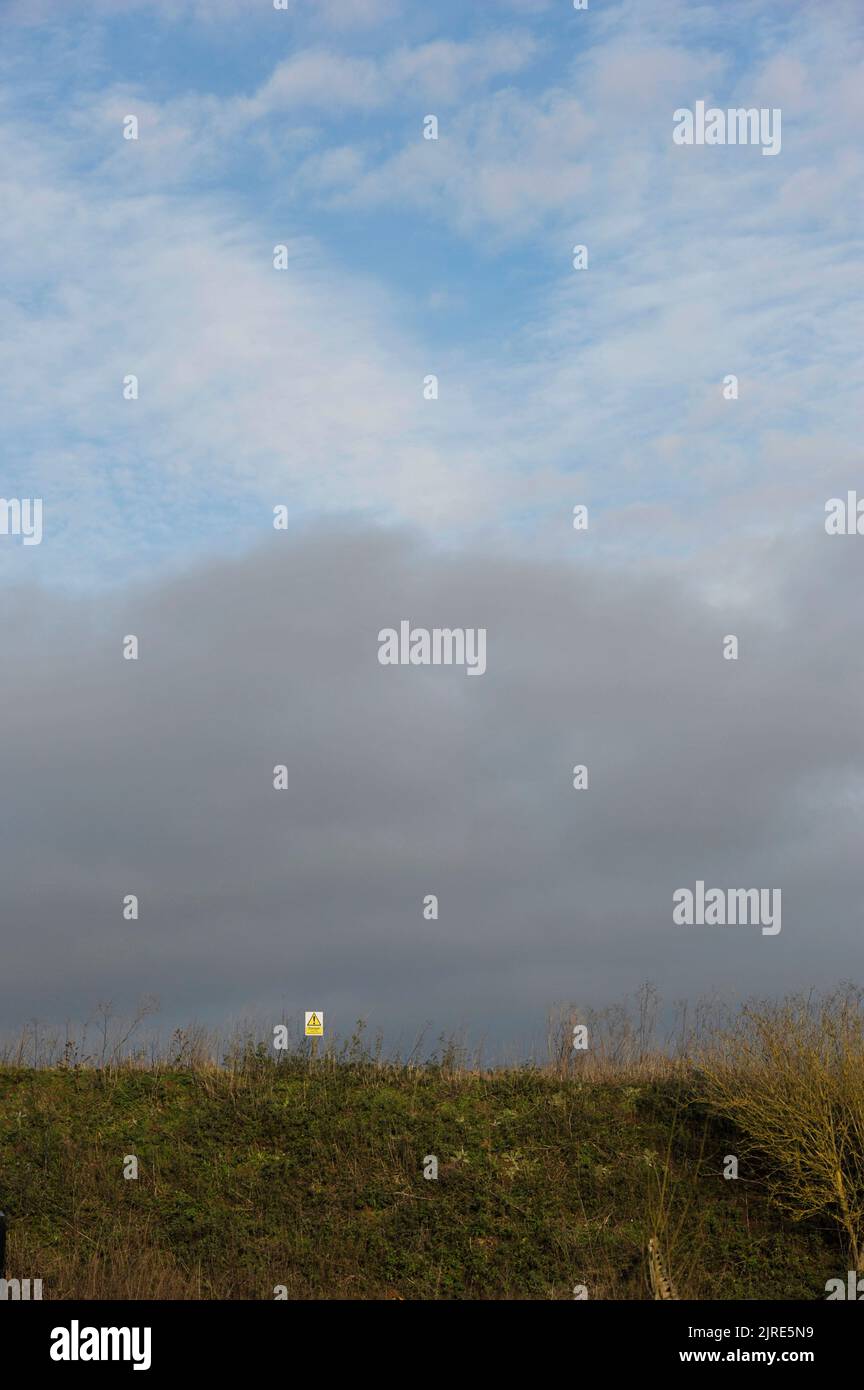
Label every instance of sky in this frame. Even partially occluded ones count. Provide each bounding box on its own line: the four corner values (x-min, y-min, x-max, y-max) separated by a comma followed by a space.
0, 0, 862, 1054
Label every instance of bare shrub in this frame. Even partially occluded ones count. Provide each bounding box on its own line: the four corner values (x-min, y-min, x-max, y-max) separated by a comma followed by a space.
696, 986, 864, 1266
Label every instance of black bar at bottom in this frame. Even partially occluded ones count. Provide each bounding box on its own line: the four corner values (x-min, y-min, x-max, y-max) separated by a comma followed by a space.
0, 1297, 856, 1376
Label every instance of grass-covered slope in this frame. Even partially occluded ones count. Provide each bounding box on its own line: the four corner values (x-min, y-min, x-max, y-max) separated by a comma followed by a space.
0, 1061, 840, 1299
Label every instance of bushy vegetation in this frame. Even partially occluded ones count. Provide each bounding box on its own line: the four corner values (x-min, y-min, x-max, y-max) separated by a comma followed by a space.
697, 987, 864, 1270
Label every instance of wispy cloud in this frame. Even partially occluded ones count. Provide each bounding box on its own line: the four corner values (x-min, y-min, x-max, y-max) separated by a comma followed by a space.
0, 0, 861, 590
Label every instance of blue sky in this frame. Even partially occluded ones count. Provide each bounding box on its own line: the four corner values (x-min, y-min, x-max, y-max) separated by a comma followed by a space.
1, 0, 862, 590
1, 0, 863, 1044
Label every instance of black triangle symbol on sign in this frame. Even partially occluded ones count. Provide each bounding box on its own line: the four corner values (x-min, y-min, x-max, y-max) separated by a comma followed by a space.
309, 1015, 320, 1026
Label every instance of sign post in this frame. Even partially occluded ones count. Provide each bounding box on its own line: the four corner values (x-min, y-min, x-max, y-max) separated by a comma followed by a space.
304, 1011, 323, 1061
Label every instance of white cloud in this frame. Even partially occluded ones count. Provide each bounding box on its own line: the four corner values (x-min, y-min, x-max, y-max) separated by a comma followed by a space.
248, 34, 537, 115
297, 86, 594, 238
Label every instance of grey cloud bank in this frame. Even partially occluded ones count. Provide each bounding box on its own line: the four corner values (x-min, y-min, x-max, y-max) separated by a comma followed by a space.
1, 525, 861, 1052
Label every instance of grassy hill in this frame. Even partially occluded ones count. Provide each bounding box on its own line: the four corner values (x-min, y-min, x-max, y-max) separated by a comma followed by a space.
0, 1055, 843, 1300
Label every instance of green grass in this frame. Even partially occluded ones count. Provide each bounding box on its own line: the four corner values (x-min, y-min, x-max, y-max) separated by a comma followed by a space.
0, 1059, 841, 1299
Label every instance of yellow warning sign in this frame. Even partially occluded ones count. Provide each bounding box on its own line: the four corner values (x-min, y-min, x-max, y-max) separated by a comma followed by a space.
305, 1011, 324, 1037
